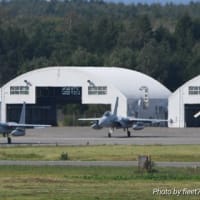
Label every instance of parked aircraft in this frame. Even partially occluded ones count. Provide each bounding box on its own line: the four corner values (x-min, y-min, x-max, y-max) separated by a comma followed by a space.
0, 102, 51, 144
79, 97, 167, 137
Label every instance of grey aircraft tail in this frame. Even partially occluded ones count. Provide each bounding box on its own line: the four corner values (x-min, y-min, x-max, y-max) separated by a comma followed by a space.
11, 102, 26, 137
19, 102, 26, 124
113, 97, 119, 116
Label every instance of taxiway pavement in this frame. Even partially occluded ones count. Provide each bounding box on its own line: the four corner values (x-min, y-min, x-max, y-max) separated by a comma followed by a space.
1, 126, 200, 146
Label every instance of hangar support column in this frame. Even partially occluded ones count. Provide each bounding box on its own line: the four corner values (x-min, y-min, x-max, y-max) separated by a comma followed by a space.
168, 87, 185, 128
0, 88, 7, 123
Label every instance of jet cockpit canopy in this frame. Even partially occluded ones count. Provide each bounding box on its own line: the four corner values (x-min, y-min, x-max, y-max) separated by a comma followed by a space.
103, 111, 111, 117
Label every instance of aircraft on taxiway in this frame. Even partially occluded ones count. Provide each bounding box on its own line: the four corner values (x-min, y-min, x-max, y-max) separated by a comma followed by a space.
0, 102, 51, 144
79, 97, 168, 137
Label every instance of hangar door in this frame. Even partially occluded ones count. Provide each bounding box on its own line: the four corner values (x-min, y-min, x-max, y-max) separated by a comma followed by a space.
7, 104, 53, 125
185, 104, 200, 127
7, 86, 82, 126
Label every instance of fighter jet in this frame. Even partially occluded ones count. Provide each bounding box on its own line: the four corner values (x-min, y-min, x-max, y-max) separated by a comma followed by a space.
0, 102, 51, 144
79, 97, 167, 137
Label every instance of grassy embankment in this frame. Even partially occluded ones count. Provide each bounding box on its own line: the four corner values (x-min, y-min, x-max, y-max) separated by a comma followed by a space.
0, 144, 200, 162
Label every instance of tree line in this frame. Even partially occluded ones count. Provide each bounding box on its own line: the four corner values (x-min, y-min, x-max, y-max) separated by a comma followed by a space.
0, 0, 200, 91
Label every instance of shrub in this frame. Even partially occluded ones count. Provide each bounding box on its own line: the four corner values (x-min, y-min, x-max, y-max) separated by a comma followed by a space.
60, 152, 69, 160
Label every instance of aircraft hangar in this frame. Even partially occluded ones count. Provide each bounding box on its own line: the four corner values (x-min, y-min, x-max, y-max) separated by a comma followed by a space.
0, 66, 171, 125
168, 75, 200, 128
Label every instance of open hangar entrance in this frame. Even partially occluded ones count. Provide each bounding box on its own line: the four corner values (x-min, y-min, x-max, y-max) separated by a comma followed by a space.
185, 104, 200, 127
7, 86, 82, 126
6, 86, 110, 126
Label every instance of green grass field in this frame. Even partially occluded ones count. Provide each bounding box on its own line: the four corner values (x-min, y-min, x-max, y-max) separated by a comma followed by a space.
1, 166, 200, 200
0, 144, 200, 162
1, 145, 200, 199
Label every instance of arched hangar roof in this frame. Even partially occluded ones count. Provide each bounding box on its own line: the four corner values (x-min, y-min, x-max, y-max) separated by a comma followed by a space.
3, 66, 171, 99
169, 74, 200, 99
83, 67, 171, 98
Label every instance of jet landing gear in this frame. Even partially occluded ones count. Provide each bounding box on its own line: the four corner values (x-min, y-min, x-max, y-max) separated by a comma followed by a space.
7, 137, 12, 144
127, 130, 131, 137
124, 128, 131, 137
3, 133, 12, 144
108, 128, 113, 138
108, 128, 131, 137
5, 134, 12, 144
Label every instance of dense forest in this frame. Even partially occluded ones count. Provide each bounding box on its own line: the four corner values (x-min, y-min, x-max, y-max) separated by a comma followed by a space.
0, 0, 200, 91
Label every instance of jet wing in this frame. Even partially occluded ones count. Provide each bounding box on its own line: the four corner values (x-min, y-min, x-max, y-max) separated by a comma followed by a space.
78, 118, 100, 121
128, 117, 168, 123
6, 122, 51, 128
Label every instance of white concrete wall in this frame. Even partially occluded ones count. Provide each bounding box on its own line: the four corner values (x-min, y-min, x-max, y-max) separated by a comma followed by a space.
168, 75, 200, 128
168, 89, 184, 127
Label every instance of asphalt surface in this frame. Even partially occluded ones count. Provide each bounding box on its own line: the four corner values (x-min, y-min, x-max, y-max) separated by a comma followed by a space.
1, 126, 200, 146
1, 127, 200, 167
